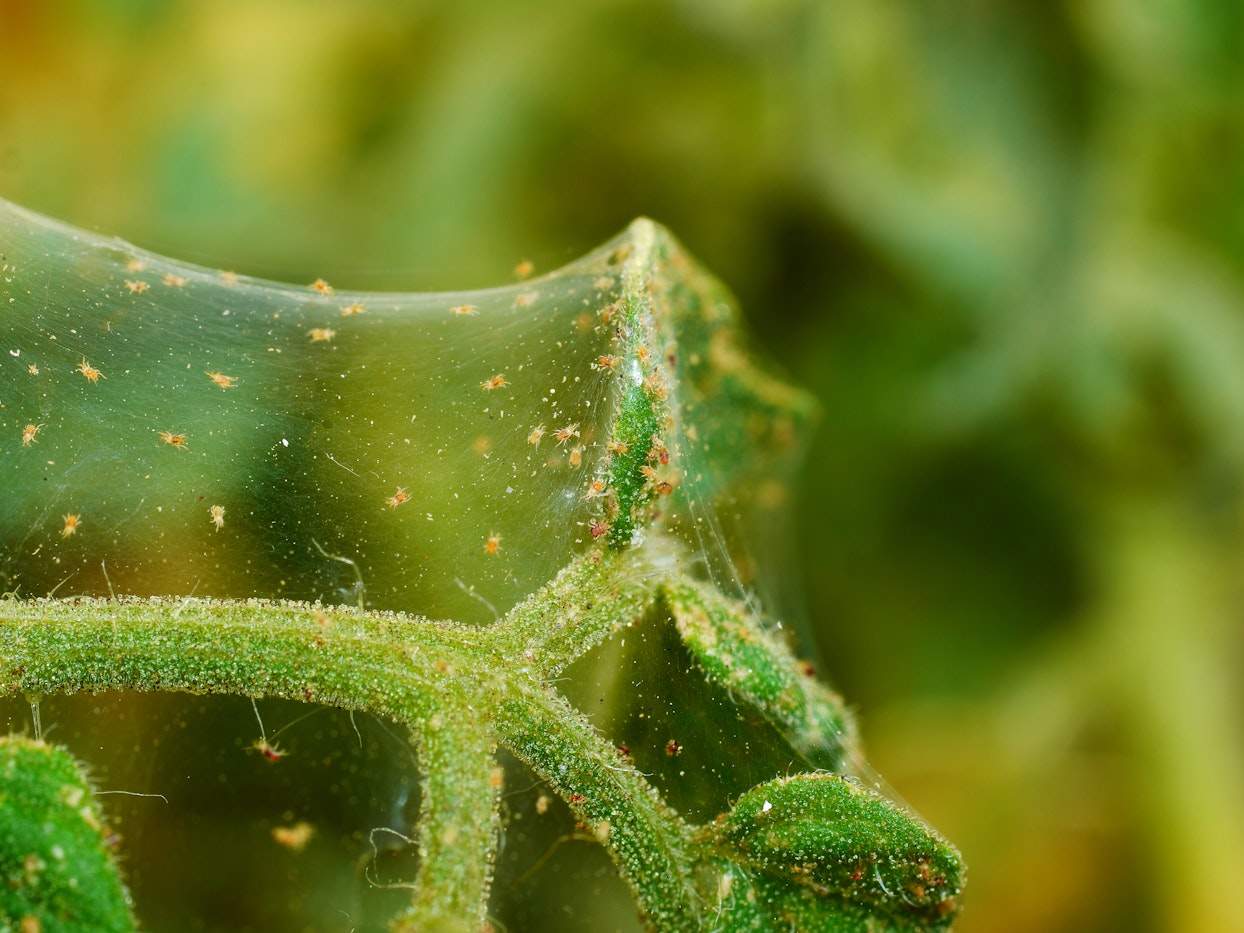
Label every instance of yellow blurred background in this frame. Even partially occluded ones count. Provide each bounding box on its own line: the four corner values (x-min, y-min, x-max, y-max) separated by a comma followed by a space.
3, 1, 1244, 931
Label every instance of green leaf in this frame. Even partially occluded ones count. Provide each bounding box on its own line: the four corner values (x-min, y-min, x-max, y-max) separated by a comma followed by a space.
0, 736, 136, 933
704, 774, 962, 932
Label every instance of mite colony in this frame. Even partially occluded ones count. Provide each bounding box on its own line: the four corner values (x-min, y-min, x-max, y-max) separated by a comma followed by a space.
17, 252, 679, 575
23, 267, 381, 547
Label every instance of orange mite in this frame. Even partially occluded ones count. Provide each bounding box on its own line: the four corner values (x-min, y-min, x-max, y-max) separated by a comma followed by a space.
480, 374, 507, 391
311, 278, 334, 295
76, 358, 104, 383
205, 371, 237, 389
554, 423, 579, 445
595, 355, 619, 369
61, 514, 80, 538
272, 822, 315, 851
21, 423, 43, 447
253, 738, 286, 762
163, 273, 188, 287
159, 430, 188, 449
485, 533, 501, 554
449, 304, 478, 316
386, 488, 411, 508
309, 328, 336, 343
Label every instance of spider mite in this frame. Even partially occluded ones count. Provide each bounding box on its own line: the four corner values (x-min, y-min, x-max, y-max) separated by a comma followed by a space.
593, 355, 619, 370
272, 821, 315, 851
250, 699, 288, 762
308, 327, 336, 343
209, 504, 225, 531
310, 278, 334, 296
125, 259, 146, 273
205, 371, 237, 389
513, 259, 535, 280
163, 273, 188, 287
254, 739, 286, 761
340, 302, 365, 316
480, 374, 507, 391
589, 519, 610, 539
21, 423, 43, 447
568, 445, 583, 467
159, 430, 188, 449
61, 514, 80, 538
76, 357, 104, 383
485, 533, 502, 554
639, 466, 674, 494
386, 487, 411, 508
583, 479, 606, 499
27, 364, 38, 375
527, 424, 546, 446
124, 280, 148, 294
513, 291, 537, 308
654, 446, 671, 466
554, 423, 579, 445
449, 304, 478, 316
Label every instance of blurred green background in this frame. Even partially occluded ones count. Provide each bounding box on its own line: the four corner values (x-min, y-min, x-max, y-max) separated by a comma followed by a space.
3, 1, 1244, 931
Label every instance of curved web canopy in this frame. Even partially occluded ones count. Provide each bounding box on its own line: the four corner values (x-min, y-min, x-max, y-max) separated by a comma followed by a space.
0, 201, 809, 628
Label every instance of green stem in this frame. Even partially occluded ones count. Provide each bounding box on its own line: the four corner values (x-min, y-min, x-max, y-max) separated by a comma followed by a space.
495, 688, 702, 933
396, 700, 502, 933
